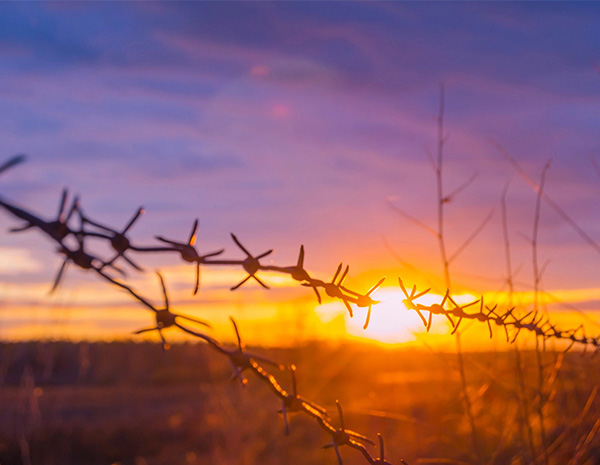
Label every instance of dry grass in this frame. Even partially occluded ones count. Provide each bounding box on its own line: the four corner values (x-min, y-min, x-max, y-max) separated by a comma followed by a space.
1, 342, 599, 465
2, 84, 600, 465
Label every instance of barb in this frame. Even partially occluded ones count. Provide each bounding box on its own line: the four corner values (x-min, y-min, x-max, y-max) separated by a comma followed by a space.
130, 272, 212, 350
205, 234, 273, 290
0, 183, 410, 464
0, 189, 78, 243
4, 154, 600, 465
0, 153, 26, 175
178, 317, 408, 462
321, 400, 376, 465
50, 231, 124, 294
398, 278, 600, 353
342, 277, 386, 329
262, 245, 323, 303
154, 219, 224, 294
77, 204, 146, 272
0, 178, 383, 318
304, 263, 355, 316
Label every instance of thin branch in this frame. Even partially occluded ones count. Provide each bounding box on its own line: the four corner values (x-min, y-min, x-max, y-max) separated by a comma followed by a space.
443, 171, 478, 204
533, 160, 551, 315
386, 199, 438, 237
447, 208, 494, 264
436, 83, 451, 290
532, 160, 551, 465
501, 183, 514, 302
492, 140, 600, 255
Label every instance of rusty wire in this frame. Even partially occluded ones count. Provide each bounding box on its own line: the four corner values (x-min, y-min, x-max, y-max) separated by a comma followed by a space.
398, 278, 600, 354
0, 154, 406, 465
1, 154, 599, 463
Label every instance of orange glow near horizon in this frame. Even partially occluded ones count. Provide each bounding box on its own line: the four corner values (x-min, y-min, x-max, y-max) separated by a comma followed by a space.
347, 288, 434, 344
2, 249, 600, 350
2, 1, 600, 360
2, 293, 600, 352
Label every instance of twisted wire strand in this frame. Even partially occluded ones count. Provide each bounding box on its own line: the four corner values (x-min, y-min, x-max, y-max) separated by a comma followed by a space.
2, 154, 599, 463
0, 157, 405, 465
398, 278, 600, 354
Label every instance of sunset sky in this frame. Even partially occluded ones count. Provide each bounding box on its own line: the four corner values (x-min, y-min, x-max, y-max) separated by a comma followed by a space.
1, 2, 599, 348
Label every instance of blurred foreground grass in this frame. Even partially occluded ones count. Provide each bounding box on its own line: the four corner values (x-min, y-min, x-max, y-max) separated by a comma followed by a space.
0, 341, 599, 465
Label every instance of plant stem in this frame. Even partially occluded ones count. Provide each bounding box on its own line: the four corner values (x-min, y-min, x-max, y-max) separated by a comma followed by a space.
532, 162, 551, 465
434, 83, 478, 457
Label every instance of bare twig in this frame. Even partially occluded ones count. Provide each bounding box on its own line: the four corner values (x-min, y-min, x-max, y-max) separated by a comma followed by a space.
532, 161, 552, 465
492, 140, 600, 255
386, 199, 438, 238
2, 147, 600, 465
447, 208, 494, 264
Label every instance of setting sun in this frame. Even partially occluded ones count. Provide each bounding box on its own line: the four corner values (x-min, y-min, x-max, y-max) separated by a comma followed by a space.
2, 3, 600, 464
347, 288, 429, 344
314, 287, 447, 345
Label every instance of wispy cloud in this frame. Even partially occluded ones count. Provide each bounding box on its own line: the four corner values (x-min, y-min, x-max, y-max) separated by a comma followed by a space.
1, 3, 600, 342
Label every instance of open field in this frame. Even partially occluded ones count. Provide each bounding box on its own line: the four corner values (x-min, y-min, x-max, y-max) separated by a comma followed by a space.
2, 4, 600, 465
1, 341, 599, 465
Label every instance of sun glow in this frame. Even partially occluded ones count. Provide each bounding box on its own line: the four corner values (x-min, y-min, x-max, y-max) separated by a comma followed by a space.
315, 287, 448, 345
312, 287, 492, 345
350, 288, 435, 344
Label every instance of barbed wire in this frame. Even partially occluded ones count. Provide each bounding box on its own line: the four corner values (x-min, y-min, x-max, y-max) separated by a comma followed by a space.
398, 279, 600, 354
1, 153, 599, 463
0, 154, 407, 465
